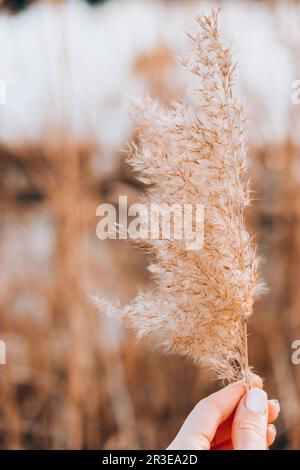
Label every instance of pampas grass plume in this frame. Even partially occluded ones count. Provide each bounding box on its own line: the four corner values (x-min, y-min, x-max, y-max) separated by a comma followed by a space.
97, 10, 265, 384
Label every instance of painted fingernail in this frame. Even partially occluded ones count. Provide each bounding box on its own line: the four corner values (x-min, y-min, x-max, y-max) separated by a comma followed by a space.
271, 399, 280, 412
245, 388, 268, 415
268, 424, 276, 436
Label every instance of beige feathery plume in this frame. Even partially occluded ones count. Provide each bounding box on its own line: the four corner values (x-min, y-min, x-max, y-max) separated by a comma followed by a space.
98, 10, 265, 384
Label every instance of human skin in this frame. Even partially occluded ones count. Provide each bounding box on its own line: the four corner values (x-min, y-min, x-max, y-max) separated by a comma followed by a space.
168, 375, 280, 450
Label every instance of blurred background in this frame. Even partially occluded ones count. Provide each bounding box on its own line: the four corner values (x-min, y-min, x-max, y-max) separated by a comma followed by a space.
0, 0, 300, 450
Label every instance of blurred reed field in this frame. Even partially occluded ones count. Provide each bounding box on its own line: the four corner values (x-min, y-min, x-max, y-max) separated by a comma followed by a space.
0, 0, 300, 450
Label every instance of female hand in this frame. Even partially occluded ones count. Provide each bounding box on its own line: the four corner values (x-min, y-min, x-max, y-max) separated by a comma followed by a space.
167, 375, 280, 450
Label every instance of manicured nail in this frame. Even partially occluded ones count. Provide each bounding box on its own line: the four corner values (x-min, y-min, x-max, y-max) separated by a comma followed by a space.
268, 424, 276, 436
245, 388, 268, 414
271, 399, 280, 412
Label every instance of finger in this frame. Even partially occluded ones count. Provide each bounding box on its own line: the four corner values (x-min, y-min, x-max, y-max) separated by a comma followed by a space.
212, 399, 278, 448
232, 388, 268, 450
168, 381, 247, 450
267, 424, 276, 447
268, 400, 280, 423
248, 373, 264, 389
211, 427, 278, 452
203, 375, 263, 449
211, 417, 232, 447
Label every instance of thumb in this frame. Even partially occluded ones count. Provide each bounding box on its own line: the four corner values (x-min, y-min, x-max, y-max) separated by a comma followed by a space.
232, 388, 268, 450
167, 381, 247, 450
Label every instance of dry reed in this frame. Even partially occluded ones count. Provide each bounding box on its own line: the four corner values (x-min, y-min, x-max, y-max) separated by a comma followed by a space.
98, 10, 265, 384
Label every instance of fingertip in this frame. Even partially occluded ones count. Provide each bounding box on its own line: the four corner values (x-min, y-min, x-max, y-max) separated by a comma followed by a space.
226, 380, 249, 395
249, 373, 264, 389
245, 388, 268, 415
267, 424, 277, 447
271, 399, 280, 413
268, 399, 280, 423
